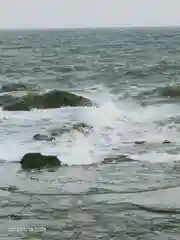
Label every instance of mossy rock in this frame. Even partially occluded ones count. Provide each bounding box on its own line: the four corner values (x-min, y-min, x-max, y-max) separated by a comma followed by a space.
20, 153, 61, 170
22, 90, 94, 109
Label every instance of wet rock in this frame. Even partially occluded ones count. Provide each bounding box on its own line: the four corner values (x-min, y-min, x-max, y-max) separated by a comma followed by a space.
0, 83, 28, 92
0, 94, 18, 105
160, 85, 180, 98
162, 140, 171, 144
0, 94, 30, 111
33, 134, 55, 141
50, 127, 70, 137
22, 90, 94, 109
102, 155, 136, 164
50, 122, 93, 136
10, 214, 22, 220
72, 122, 93, 133
20, 153, 61, 170
134, 140, 146, 145
8, 185, 19, 192
3, 99, 30, 111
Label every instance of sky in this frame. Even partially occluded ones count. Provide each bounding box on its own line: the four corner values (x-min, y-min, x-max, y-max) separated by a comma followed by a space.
0, 0, 180, 29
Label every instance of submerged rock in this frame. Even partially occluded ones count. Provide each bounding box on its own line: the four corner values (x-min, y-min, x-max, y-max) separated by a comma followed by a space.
72, 122, 93, 133
160, 85, 180, 98
3, 100, 30, 111
162, 140, 171, 144
33, 134, 55, 141
0, 83, 28, 92
22, 90, 94, 109
20, 153, 61, 170
134, 140, 146, 145
50, 122, 93, 136
0, 94, 17, 105
0, 94, 30, 111
102, 155, 136, 164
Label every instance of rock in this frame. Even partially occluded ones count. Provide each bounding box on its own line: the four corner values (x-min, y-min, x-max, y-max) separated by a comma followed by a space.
3, 100, 30, 111
0, 83, 28, 92
102, 155, 136, 164
0, 94, 18, 105
162, 140, 171, 144
49, 122, 93, 137
20, 153, 61, 170
160, 85, 180, 98
72, 122, 93, 133
0, 90, 95, 111
22, 90, 94, 109
0, 94, 30, 111
134, 140, 146, 145
10, 214, 22, 220
8, 186, 19, 192
33, 134, 55, 141
50, 127, 70, 137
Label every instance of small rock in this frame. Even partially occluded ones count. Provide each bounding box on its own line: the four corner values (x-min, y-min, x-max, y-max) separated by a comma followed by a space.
8, 186, 19, 192
20, 153, 61, 170
134, 140, 146, 145
72, 122, 93, 133
33, 134, 55, 141
10, 214, 22, 220
162, 140, 171, 144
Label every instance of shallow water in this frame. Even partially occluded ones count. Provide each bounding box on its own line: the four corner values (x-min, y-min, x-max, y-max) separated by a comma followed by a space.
0, 27, 180, 239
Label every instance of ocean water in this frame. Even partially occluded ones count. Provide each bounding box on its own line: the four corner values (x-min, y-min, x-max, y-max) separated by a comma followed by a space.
0, 27, 180, 239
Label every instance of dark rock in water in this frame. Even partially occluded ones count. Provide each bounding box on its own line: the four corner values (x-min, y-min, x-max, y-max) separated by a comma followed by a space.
10, 214, 22, 220
49, 122, 93, 136
160, 85, 180, 98
50, 127, 70, 137
134, 140, 146, 145
0, 94, 30, 111
3, 99, 30, 111
0, 94, 18, 105
0, 83, 28, 92
20, 153, 61, 170
0, 90, 95, 111
102, 155, 136, 164
162, 140, 171, 144
22, 90, 94, 109
8, 185, 19, 192
33, 134, 55, 141
72, 122, 93, 133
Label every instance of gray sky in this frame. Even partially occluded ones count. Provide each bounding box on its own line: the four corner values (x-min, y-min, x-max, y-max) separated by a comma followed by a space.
0, 0, 180, 29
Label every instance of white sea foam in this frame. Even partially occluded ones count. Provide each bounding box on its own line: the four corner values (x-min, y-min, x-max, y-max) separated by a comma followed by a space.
1, 86, 180, 164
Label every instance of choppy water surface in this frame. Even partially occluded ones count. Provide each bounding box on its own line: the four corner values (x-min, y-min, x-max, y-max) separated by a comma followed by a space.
1, 27, 180, 239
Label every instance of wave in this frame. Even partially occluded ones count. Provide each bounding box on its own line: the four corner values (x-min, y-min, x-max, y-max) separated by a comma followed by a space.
0, 83, 180, 166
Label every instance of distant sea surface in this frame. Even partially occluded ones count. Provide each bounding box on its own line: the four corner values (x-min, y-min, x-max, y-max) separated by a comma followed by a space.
0, 27, 180, 239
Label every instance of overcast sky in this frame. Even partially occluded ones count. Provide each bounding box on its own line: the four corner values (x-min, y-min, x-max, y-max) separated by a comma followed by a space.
0, 0, 180, 29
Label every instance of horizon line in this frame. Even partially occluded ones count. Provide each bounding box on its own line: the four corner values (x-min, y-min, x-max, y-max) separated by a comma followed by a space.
0, 24, 180, 31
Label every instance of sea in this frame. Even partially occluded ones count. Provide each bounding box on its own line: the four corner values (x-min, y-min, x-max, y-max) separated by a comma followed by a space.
0, 27, 180, 239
